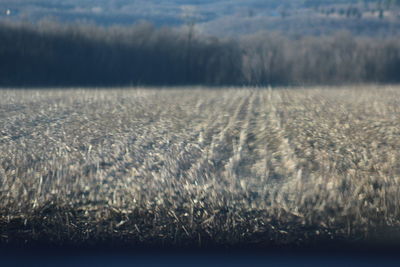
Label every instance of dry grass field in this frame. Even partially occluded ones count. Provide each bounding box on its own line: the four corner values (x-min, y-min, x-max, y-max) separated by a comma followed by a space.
1, 86, 400, 248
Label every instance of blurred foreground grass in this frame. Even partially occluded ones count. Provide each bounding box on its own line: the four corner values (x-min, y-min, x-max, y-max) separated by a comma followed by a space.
1, 86, 400, 247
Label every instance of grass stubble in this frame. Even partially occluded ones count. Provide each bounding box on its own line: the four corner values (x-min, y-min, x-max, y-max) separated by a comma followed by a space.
1, 86, 400, 250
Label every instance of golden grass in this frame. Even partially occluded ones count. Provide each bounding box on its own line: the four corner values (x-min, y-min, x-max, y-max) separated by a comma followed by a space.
1, 86, 400, 247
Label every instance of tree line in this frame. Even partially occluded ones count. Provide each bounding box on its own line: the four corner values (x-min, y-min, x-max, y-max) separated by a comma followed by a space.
0, 21, 399, 87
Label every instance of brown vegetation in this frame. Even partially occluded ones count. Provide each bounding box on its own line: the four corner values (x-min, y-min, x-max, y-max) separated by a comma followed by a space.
1, 86, 400, 247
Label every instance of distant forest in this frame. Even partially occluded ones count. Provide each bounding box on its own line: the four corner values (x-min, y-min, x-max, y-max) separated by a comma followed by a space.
1, 21, 400, 86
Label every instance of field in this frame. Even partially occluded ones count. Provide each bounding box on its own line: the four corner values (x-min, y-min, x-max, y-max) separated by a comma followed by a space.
1, 86, 400, 248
